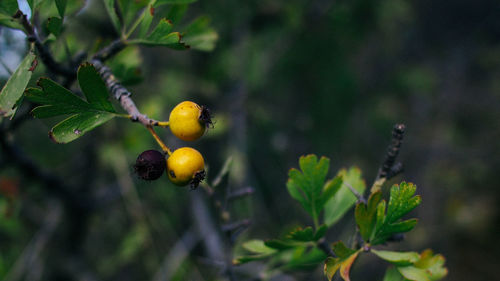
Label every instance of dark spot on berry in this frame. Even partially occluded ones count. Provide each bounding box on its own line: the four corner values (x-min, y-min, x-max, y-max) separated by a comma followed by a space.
189, 170, 206, 189
169, 170, 176, 178
134, 150, 166, 181
199, 106, 213, 128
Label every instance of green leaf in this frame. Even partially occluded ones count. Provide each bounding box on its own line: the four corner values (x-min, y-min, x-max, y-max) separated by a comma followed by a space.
383, 266, 407, 281
26, 64, 117, 143
155, 0, 197, 5
55, 0, 67, 17
355, 191, 382, 242
77, 63, 116, 112
46, 17, 62, 36
286, 155, 336, 223
378, 249, 448, 281
233, 239, 277, 265
107, 46, 143, 85
49, 111, 115, 143
324, 242, 360, 281
0, 13, 22, 30
241, 240, 276, 255
371, 182, 421, 245
324, 167, 366, 226
313, 224, 328, 241
321, 176, 343, 208
104, 0, 122, 33
286, 226, 315, 242
138, 2, 155, 38
284, 247, 326, 270
372, 249, 419, 266
0, 0, 18, 16
132, 19, 188, 49
183, 16, 218, 51
0, 52, 36, 118
413, 250, 448, 280
119, 0, 148, 27
397, 267, 430, 281
264, 239, 296, 250
163, 4, 187, 25
25, 80, 90, 109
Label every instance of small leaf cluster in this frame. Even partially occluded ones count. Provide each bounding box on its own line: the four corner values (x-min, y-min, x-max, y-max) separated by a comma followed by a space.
355, 182, 421, 246
235, 154, 447, 281
25, 64, 116, 143
104, 0, 218, 51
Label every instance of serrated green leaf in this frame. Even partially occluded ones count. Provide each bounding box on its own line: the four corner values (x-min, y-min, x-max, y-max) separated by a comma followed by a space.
148, 18, 174, 39
413, 250, 448, 280
0, 52, 36, 118
355, 191, 382, 242
163, 4, 187, 25
138, 2, 155, 38
241, 240, 276, 255
132, 18, 187, 49
325, 242, 360, 281
30, 104, 87, 118
233, 239, 278, 265
372, 250, 420, 266
26, 79, 90, 109
264, 239, 296, 250
383, 266, 407, 281
49, 111, 115, 143
397, 266, 430, 281
183, 16, 218, 51
331, 241, 357, 258
286, 226, 314, 242
313, 224, 328, 241
46, 17, 62, 36
371, 182, 421, 245
0, 0, 18, 16
77, 63, 115, 112
386, 182, 421, 223
324, 167, 366, 226
55, 0, 67, 17
27, 71, 117, 143
378, 249, 447, 281
284, 247, 326, 270
321, 175, 343, 208
286, 155, 333, 223
104, 0, 122, 33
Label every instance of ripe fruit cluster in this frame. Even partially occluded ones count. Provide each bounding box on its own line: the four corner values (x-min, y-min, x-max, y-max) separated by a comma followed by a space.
134, 101, 212, 188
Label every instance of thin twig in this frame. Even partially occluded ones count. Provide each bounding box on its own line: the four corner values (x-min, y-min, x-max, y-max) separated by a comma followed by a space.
91, 60, 165, 127
371, 124, 406, 193
344, 181, 366, 203
317, 239, 336, 257
14, 10, 76, 78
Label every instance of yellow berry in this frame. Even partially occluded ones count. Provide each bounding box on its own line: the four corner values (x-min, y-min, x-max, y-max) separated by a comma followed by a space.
167, 147, 205, 188
169, 101, 211, 141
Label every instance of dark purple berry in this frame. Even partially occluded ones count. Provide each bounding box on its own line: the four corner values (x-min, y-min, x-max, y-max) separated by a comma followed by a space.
134, 150, 166, 180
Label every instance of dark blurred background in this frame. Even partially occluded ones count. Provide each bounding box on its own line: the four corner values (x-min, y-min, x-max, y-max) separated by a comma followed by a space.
1, 0, 500, 280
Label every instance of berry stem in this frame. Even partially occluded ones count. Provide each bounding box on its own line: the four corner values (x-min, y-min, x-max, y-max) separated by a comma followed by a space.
146, 126, 172, 156
156, 121, 169, 127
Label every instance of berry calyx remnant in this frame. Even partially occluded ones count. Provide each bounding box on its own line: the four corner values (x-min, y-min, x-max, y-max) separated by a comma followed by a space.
134, 150, 166, 180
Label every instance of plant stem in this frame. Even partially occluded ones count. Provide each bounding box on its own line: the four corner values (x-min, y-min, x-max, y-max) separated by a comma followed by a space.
146, 126, 172, 155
